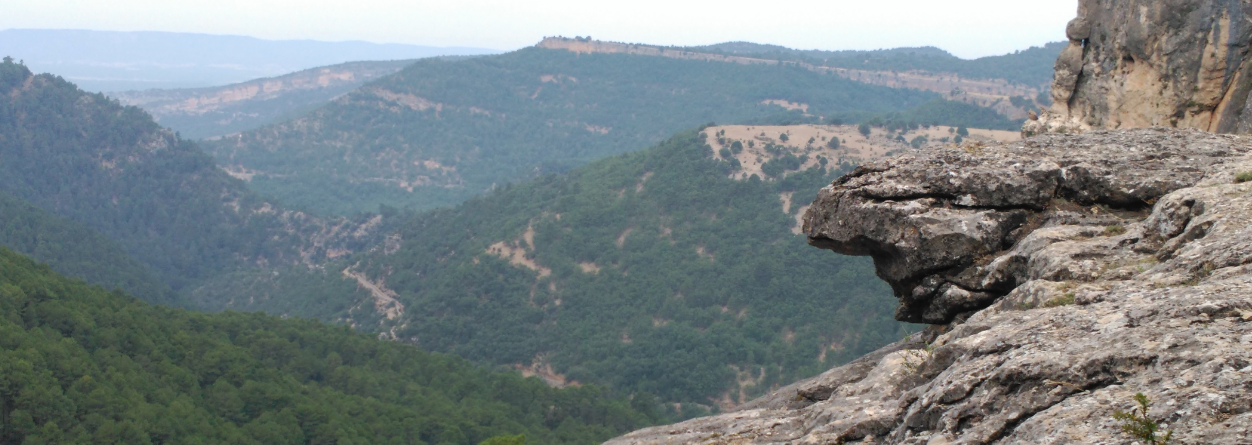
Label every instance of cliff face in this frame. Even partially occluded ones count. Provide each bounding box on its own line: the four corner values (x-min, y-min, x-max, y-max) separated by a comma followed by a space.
1027, 0, 1252, 135
606, 128, 1252, 444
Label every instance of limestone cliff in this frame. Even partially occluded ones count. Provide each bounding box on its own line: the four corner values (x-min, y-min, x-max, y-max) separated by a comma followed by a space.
1027, 0, 1252, 136
606, 128, 1252, 444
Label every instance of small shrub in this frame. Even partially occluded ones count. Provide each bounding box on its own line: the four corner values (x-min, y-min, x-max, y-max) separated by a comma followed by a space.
1113, 393, 1173, 444
479, 435, 526, 445
1043, 293, 1076, 308
1235, 171, 1252, 183
1104, 225, 1127, 236
827, 138, 840, 149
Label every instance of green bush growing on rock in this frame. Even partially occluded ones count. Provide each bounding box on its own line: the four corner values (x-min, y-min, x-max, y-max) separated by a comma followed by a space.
1043, 293, 1076, 308
1113, 393, 1173, 444
1235, 171, 1252, 183
1104, 225, 1127, 236
479, 435, 526, 445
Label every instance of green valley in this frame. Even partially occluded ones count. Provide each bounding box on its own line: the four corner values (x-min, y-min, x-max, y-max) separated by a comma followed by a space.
194, 128, 907, 410
0, 36, 1045, 421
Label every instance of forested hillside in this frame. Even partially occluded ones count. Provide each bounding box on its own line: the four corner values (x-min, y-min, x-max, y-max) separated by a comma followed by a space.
194, 129, 906, 410
0, 58, 383, 293
691, 41, 1066, 88
0, 247, 659, 444
0, 191, 178, 306
203, 46, 1009, 215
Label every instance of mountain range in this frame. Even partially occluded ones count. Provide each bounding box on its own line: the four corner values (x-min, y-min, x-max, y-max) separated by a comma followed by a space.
687, 40, 1066, 88
200, 44, 1025, 216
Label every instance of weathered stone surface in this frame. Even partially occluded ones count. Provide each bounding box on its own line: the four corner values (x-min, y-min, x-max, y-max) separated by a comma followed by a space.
1030, 0, 1252, 136
605, 128, 1252, 444
803, 129, 1224, 323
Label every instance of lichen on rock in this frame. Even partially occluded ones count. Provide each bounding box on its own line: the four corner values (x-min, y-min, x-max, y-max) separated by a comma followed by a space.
606, 128, 1252, 444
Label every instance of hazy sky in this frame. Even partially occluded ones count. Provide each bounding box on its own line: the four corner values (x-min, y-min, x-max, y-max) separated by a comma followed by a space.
1, 0, 1078, 59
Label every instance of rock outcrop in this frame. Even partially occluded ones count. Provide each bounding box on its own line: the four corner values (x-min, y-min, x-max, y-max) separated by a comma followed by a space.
605, 128, 1252, 444
1025, 0, 1252, 137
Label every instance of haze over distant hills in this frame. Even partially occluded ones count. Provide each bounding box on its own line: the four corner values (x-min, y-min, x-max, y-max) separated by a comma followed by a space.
0, 29, 499, 91
110, 60, 416, 139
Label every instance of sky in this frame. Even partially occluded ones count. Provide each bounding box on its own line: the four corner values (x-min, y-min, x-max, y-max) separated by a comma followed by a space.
0, 0, 1078, 59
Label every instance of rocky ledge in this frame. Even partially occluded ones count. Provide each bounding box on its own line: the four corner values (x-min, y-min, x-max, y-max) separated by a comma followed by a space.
606, 128, 1252, 444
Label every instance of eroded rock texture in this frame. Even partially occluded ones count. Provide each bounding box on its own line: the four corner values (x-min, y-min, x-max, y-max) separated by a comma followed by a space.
606, 128, 1252, 444
1025, 0, 1252, 136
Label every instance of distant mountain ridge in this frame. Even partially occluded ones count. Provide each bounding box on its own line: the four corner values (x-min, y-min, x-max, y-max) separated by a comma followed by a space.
692, 42, 956, 59
0, 29, 499, 91
686, 40, 1066, 88
110, 59, 417, 139
538, 37, 1061, 119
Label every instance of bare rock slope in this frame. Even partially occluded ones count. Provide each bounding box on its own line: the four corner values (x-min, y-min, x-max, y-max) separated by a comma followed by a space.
1027, 0, 1252, 135
606, 128, 1252, 444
